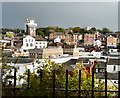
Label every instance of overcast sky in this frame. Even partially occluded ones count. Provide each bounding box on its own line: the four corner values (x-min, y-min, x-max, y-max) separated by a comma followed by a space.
1, 2, 119, 32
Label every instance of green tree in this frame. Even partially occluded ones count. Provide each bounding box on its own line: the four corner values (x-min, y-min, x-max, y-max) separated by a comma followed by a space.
5, 32, 15, 38
56, 27, 65, 32
73, 27, 80, 33
101, 28, 112, 34
36, 29, 45, 38
79, 28, 85, 34
16, 59, 113, 97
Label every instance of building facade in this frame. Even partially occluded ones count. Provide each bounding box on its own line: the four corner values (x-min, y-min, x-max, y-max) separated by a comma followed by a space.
107, 35, 118, 48
84, 34, 95, 45
36, 40, 47, 49
22, 35, 36, 50
29, 47, 63, 59
25, 19, 37, 36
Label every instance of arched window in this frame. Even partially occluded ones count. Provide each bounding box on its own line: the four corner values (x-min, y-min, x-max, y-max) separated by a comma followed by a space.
25, 39, 27, 42
30, 43, 33, 47
26, 43, 29, 47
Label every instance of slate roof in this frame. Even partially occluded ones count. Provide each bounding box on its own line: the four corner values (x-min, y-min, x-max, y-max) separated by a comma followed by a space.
107, 59, 120, 65
95, 61, 107, 68
63, 58, 91, 71
96, 72, 118, 80
77, 58, 89, 64
63, 58, 89, 66
63, 59, 77, 65
1, 57, 34, 64
33, 36, 47, 41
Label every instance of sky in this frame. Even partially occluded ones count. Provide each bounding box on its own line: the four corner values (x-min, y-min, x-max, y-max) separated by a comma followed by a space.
1, 1, 119, 32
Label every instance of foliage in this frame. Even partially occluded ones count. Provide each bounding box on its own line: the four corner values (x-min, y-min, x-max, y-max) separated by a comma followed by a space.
101, 28, 112, 34
1, 47, 20, 96
36, 26, 65, 39
2, 28, 24, 35
5, 32, 15, 38
1, 53, 118, 97
15, 59, 115, 97
72, 27, 80, 33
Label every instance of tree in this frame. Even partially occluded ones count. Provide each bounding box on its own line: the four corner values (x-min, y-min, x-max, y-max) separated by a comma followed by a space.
73, 27, 80, 33
1, 48, 19, 96
79, 28, 85, 34
16, 59, 113, 97
91, 27, 96, 32
56, 27, 65, 32
87, 27, 97, 34
5, 32, 15, 38
36, 28, 45, 38
101, 28, 112, 34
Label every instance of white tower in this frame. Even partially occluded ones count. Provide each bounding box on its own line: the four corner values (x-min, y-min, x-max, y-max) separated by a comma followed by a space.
25, 18, 37, 36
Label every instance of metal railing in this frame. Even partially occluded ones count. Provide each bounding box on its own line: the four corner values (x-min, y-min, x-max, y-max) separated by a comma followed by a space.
2, 67, 120, 97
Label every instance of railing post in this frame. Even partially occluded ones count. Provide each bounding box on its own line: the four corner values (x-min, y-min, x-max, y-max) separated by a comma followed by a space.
118, 71, 120, 98
14, 68, 16, 88
105, 70, 107, 98
40, 69, 43, 83
53, 70, 55, 98
27, 69, 30, 88
92, 67, 94, 98
13, 68, 16, 95
79, 70, 81, 98
66, 70, 68, 98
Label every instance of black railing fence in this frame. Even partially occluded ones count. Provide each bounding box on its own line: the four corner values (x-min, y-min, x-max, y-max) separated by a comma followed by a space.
2, 67, 120, 97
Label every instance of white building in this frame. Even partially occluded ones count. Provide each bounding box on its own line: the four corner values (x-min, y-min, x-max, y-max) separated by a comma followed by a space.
107, 59, 120, 73
91, 50, 102, 58
94, 40, 102, 47
109, 49, 118, 53
25, 19, 37, 36
36, 40, 47, 49
54, 36, 61, 43
22, 35, 36, 50
22, 35, 48, 51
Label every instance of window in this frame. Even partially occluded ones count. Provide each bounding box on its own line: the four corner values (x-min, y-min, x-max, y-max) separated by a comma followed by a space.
26, 43, 28, 47
31, 39, 33, 42
113, 65, 116, 71
29, 39, 30, 42
114, 81, 118, 84
30, 43, 33, 47
23, 50, 26, 52
25, 39, 27, 42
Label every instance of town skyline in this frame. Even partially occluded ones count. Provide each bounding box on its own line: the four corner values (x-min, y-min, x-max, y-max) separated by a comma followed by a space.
2, 2, 118, 32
